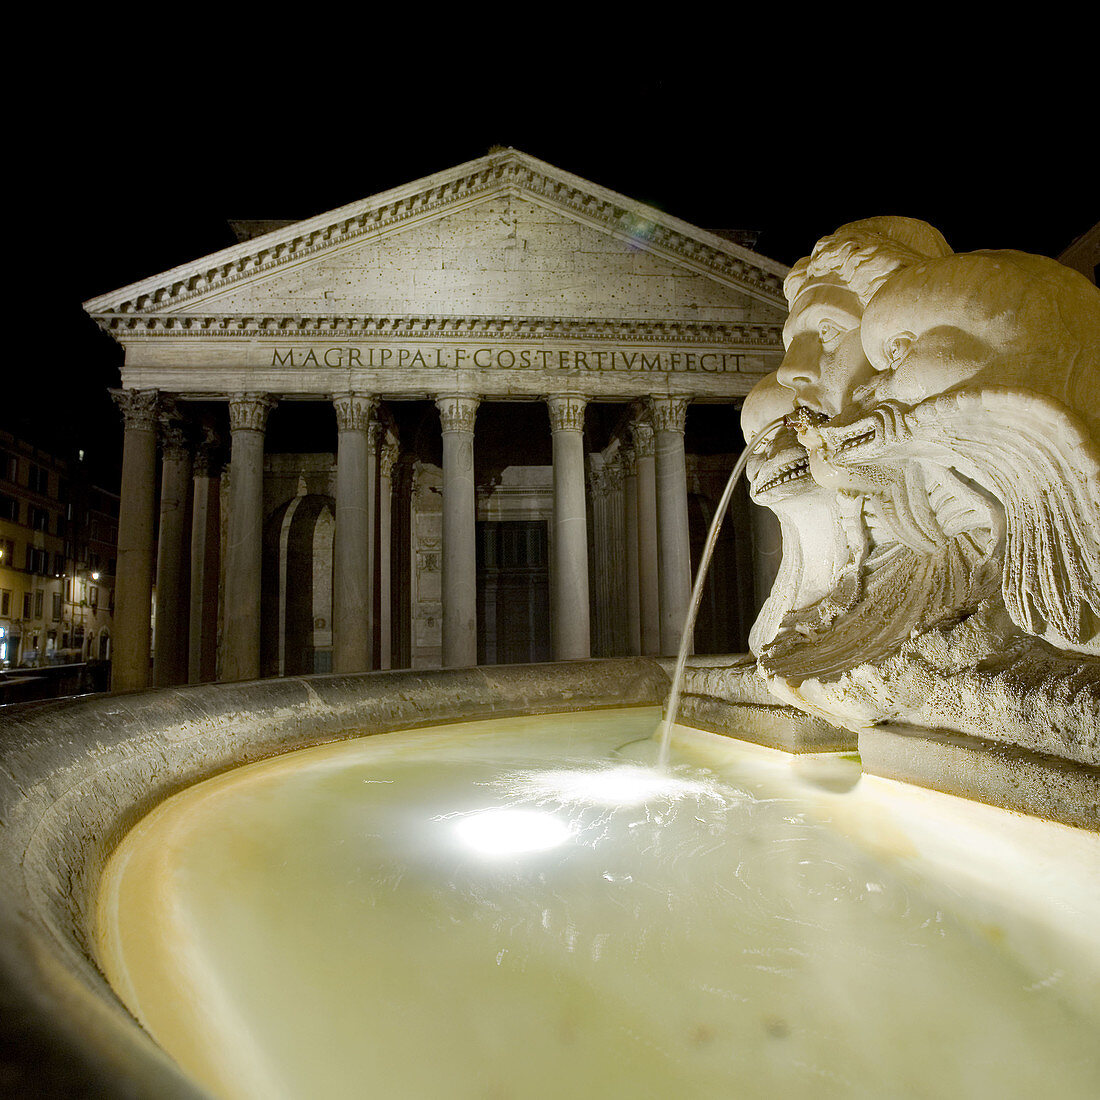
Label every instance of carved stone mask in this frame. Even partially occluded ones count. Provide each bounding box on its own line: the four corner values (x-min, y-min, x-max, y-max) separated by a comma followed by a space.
743, 219, 1100, 729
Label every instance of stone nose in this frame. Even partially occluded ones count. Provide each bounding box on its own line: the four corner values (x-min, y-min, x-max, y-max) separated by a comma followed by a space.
776, 334, 821, 393
740, 372, 796, 438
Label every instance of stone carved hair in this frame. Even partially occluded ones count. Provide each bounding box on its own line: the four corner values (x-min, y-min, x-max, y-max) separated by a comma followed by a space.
783, 216, 953, 309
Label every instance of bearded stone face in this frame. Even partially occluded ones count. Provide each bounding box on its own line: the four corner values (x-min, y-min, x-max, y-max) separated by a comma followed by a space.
742, 223, 1100, 732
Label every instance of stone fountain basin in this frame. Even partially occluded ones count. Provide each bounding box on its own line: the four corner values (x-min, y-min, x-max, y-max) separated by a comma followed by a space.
2, 657, 1097, 1095
0, 659, 669, 1096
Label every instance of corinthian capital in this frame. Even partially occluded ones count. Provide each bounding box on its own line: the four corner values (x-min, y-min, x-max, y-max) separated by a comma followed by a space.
380, 439, 399, 479
159, 422, 191, 462
193, 427, 225, 478
436, 395, 480, 433
603, 458, 624, 491
157, 400, 192, 461
228, 393, 277, 433
632, 421, 655, 459
111, 388, 160, 431
649, 395, 690, 434
333, 392, 378, 433
547, 393, 587, 433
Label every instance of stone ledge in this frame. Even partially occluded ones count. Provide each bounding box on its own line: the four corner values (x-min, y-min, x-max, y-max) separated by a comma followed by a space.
859, 723, 1100, 832
671, 655, 856, 753
676, 693, 857, 753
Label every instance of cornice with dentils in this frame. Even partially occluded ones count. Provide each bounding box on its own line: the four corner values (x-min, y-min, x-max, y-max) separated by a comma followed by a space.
92, 313, 784, 347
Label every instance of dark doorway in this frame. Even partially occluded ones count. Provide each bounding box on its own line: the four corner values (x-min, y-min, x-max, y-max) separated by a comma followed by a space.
477, 520, 551, 665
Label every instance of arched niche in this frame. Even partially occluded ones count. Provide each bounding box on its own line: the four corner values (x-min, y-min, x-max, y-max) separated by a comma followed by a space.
262, 494, 336, 677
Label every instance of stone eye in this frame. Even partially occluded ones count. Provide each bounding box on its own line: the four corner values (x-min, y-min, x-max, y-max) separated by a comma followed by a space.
819, 322, 843, 347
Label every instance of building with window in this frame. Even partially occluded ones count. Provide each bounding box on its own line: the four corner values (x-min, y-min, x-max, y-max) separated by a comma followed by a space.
0, 431, 118, 669
83, 149, 788, 692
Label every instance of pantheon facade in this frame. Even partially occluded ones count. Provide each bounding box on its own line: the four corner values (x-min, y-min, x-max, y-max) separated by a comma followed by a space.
84, 150, 788, 692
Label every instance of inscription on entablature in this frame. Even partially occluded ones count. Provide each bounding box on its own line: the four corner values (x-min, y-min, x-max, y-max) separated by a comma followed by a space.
269, 346, 748, 372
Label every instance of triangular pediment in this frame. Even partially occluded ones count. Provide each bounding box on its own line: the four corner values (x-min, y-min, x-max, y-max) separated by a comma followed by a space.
84, 150, 788, 329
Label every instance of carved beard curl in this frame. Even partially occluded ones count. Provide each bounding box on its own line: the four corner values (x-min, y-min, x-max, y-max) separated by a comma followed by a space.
753, 465, 1002, 684
813, 388, 1100, 656
750, 383, 1100, 724
750, 386, 1100, 760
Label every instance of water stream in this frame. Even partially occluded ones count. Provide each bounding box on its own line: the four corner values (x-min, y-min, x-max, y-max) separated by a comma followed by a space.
656, 413, 789, 768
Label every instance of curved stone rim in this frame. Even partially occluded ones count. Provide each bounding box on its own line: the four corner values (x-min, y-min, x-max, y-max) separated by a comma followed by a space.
0, 658, 670, 1096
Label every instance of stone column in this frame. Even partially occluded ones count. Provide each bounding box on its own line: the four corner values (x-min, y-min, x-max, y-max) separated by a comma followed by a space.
110, 389, 159, 693
332, 393, 376, 674
379, 436, 398, 670
392, 453, 415, 670
621, 446, 642, 655
222, 393, 276, 682
188, 429, 222, 684
547, 394, 590, 660
153, 412, 192, 686
632, 419, 660, 656
651, 395, 693, 657
366, 418, 381, 668
604, 456, 628, 655
436, 395, 479, 668
587, 464, 607, 656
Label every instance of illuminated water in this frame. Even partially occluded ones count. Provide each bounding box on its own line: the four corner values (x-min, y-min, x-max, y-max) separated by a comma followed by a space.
96, 708, 1100, 1100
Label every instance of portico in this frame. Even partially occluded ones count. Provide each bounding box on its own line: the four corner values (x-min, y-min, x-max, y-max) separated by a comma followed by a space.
85, 149, 788, 691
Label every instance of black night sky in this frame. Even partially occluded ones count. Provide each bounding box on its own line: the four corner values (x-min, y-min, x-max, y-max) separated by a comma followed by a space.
15, 54, 1096, 491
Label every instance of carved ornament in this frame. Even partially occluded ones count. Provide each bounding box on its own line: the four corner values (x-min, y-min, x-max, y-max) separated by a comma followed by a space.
740, 216, 1100, 759
89, 313, 783, 350
380, 441, 399, 479
601, 459, 624, 492
333, 393, 378, 433
228, 393, 277, 433
155, 399, 191, 461
631, 421, 655, 458
111, 388, 159, 432
158, 423, 191, 462
648, 395, 690, 433
436, 395, 480, 433
547, 394, 587, 433
192, 427, 224, 478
